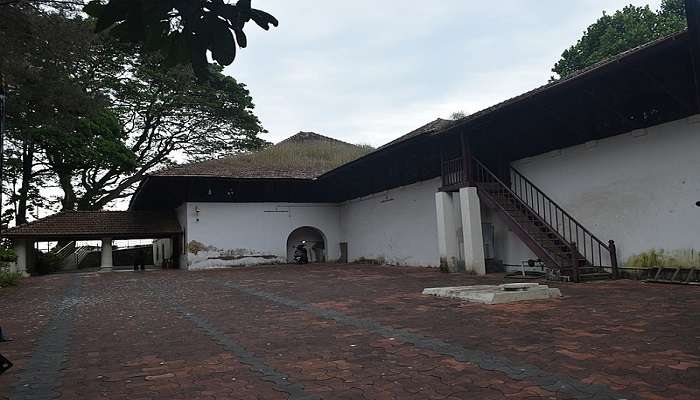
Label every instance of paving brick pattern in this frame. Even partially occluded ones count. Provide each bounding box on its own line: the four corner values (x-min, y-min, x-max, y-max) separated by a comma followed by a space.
9, 276, 80, 400
0, 275, 76, 395
1, 264, 699, 399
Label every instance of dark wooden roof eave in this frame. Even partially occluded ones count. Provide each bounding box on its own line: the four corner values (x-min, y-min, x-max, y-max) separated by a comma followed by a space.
3, 211, 182, 241
3, 231, 183, 241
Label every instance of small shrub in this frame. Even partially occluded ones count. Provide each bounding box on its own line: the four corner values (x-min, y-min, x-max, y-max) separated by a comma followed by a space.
627, 248, 700, 268
0, 247, 17, 262
32, 252, 63, 276
187, 240, 216, 255
0, 270, 23, 287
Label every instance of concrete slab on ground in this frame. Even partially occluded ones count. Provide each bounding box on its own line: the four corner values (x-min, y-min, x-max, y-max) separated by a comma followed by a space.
423, 282, 562, 304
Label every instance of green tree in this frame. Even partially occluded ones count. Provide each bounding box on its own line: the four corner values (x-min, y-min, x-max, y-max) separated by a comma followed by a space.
0, 5, 118, 222
76, 53, 269, 210
552, 0, 687, 79
35, 111, 136, 211
450, 111, 467, 120
83, 0, 278, 81
1, 5, 268, 219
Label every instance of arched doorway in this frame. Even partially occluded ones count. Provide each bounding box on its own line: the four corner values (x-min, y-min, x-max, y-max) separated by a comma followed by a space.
287, 226, 326, 263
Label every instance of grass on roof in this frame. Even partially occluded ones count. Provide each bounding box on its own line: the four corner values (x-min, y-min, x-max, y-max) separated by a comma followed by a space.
232, 140, 374, 172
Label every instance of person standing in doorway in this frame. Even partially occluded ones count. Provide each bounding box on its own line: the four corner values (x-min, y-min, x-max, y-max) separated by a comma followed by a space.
138, 248, 146, 271
134, 248, 146, 272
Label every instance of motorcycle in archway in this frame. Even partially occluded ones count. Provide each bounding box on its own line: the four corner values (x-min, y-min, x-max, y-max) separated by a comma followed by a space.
293, 241, 309, 264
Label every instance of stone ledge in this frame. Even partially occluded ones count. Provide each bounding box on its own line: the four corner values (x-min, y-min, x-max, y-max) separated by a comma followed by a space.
423, 283, 562, 305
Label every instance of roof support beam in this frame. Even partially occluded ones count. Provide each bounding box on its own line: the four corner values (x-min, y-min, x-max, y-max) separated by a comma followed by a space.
687, 0, 700, 109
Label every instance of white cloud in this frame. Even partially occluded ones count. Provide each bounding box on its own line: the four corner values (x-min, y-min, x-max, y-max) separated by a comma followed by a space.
228, 0, 665, 146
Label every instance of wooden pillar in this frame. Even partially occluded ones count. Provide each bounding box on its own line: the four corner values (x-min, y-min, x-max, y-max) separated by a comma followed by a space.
460, 131, 473, 186
609, 240, 619, 279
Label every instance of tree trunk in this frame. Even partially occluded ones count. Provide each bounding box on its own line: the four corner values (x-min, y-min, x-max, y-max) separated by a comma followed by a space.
15, 140, 34, 225
57, 171, 76, 212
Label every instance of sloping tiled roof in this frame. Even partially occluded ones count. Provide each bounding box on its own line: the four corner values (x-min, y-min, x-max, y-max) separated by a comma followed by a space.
154, 131, 369, 179
3, 211, 182, 239
377, 118, 456, 150
446, 30, 689, 134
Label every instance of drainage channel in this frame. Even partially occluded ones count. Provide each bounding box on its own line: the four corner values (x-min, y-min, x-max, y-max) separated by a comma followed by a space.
143, 279, 320, 400
9, 275, 82, 400
215, 279, 635, 400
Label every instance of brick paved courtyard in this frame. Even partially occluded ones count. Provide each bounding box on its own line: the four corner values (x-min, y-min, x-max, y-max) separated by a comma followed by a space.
1, 264, 699, 399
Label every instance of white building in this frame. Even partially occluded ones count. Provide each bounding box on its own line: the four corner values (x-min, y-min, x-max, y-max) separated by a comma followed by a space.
7, 29, 700, 282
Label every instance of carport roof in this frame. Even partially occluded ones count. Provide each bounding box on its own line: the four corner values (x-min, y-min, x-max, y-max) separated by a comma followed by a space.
2, 211, 182, 240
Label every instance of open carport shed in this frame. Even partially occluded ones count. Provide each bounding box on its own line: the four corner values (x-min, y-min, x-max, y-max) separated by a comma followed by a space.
3, 211, 183, 275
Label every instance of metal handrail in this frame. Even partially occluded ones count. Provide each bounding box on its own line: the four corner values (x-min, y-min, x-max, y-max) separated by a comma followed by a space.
472, 161, 572, 268
508, 166, 615, 269
440, 154, 619, 276
53, 241, 77, 258
441, 157, 464, 187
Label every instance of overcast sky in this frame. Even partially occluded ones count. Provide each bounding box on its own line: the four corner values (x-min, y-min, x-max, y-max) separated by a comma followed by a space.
225, 0, 663, 147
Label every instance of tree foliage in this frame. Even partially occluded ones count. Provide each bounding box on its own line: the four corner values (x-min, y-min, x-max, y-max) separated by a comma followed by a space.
450, 111, 467, 120
552, 0, 687, 79
0, 5, 269, 223
84, 0, 278, 81
77, 52, 269, 210
0, 4, 127, 221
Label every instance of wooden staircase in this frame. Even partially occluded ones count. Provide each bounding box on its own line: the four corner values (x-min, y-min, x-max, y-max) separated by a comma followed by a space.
443, 157, 619, 282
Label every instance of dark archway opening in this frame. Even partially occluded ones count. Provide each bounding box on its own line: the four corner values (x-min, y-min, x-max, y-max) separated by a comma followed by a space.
287, 226, 326, 263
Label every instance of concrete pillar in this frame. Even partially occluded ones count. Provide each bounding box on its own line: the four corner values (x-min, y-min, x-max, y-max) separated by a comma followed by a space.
435, 192, 461, 272
100, 238, 113, 272
14, 240, 32, 277
459, 187, 486, 275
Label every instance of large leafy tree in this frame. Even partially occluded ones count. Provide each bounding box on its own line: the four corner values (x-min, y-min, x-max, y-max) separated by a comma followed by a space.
84, 0, 278, 80
1, 5, 268, 223
552, 0, 687, 79
76, 52, 269, 210
0, 4, 129, 222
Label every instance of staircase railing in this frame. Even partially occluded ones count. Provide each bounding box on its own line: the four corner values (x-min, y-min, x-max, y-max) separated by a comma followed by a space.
441, 157, 464, 187
470, 158, 567, 269
63, 246, 94, 270
442, 155, 619, 277
508, 166, 618, 273
53, 241, 76, 258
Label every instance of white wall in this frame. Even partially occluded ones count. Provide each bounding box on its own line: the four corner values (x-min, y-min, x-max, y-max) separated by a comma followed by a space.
339, 178, 442, 267
512, 115, 700, 264
172, 116, 700, 271
480, 204, 536, 267
183, 202, 341, 269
